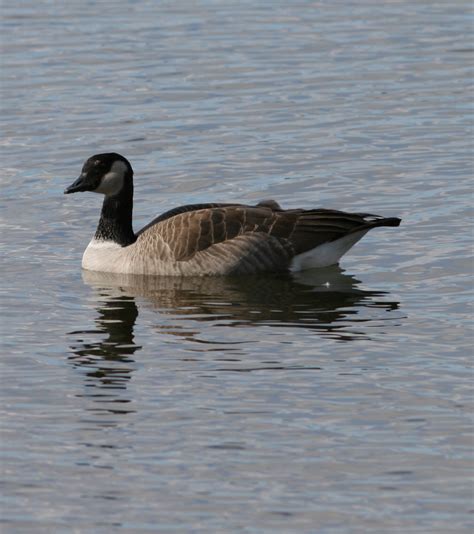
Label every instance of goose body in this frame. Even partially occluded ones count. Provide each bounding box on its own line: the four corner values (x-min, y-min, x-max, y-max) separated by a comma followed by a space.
65, 153, 401, 276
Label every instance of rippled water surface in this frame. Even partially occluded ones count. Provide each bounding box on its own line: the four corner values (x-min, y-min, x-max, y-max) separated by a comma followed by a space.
1, 1, 473, 532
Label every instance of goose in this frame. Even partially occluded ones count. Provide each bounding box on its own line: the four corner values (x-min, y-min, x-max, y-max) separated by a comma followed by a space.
64, 153, 401, 276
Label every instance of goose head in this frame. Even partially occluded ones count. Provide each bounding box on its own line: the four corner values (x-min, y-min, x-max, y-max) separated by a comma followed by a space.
64, 153, 133, 197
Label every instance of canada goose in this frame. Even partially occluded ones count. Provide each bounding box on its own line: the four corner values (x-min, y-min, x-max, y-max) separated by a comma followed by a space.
65, 153, 401, 276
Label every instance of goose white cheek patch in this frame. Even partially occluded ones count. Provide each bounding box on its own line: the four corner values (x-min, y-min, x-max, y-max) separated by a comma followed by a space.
94, 160, 127, 196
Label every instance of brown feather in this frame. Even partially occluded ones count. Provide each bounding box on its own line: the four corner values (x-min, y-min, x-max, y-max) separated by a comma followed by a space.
139, 202, 401, 268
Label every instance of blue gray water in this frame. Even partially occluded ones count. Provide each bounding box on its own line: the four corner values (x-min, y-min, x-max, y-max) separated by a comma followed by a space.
1, 1, 473, 532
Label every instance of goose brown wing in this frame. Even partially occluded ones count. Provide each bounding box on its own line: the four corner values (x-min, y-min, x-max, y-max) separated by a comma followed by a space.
147, 205, 400, 262
152, 205, 278, 261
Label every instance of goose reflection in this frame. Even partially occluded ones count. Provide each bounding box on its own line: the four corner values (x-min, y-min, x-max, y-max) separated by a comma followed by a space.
67, 292, 140, 413
80, 267, 399, 344
68, 267, 400, 401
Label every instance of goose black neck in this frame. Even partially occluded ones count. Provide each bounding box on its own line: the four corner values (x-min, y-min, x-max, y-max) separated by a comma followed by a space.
95, 181, 136, 247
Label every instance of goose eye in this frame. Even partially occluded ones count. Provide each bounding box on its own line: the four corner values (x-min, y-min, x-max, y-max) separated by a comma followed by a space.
93, 161, 108, 173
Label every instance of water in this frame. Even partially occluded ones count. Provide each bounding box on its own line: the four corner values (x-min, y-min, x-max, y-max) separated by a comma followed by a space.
1, 1, 473, 532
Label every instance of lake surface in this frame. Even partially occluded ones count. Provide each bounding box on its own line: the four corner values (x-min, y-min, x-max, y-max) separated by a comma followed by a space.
1, 1, 473, 532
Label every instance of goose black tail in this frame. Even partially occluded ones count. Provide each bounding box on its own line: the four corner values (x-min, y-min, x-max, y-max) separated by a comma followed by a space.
370, 217, 402, 228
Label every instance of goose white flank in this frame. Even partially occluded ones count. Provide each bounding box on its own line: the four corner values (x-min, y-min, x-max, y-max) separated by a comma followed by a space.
65, 153, 401, 276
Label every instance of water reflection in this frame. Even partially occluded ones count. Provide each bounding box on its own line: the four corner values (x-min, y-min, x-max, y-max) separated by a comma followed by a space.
67, 267, 400, 407
83, 267, 399, 340
67, 294, 140, 414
